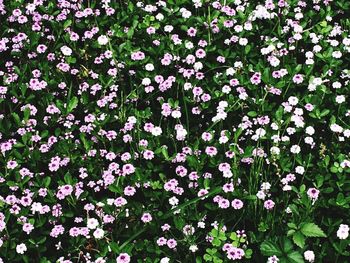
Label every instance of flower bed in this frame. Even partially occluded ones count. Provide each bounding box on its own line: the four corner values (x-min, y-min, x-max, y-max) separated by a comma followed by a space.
0, 0, 350, 262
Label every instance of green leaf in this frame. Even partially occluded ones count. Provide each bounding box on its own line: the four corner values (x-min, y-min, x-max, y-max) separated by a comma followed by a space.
287, 251, 305, 263
292, 232, 305, 248
64, 172, 73, 184
24, 107, 30, 122
247, 111, 257, 117
212, 238, 221, 247
64, 19, 72, 29
43, 177, 51, 187
300, 223, 326, 237
245, 45, 251, 54
206, 248, 218, 256
320, 109, 330, 117
213, 258, 223, 263
12, 112, 21, 125
109, 242, 120, 253
229, 232, 238, 241
260, 240, 283, 256
282, 238, 294, 253
211, 228, 219, 237
245, 248, 253, 259
67, 96, 78, 113
203, 254, 212, 261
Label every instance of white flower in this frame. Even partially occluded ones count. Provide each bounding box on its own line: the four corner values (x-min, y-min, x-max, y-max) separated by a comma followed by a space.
97, 35, 108, 45
336, 95, 345, 104
234, 61, 243, 68
293, 24, 303, 33
185, 41, 194, 49
160, 257, 170, 263
332, 51, 342, 58
95, 257, 106, 263
295, 166, 305, 174
197, 221, 205, 228
184, 82, 192, 90
155, 13, 164, 21
330, 124, 343, 133
256, 190, 266, 200
267, 255, 279, 263
169, 196, 179, 206
226, 67, 235, 76
164, 25, 173, 32
93, 228, 105, 239
261, 182, 271, 191
239, 38, 248, 46
269, 56, 280, 67
171, 110, 181, 119
181, 9, 192, 18
312, 77, 323, 86
194, 62, 203, 71
189, 244, 198, 252
145, 63, 154, 71
87, 218, 99, 229
304, 137, 314, 145
305, 126, 315, 135
151, 126, 162, 136
344, 129, 350, 138
304, 250, 315, 262
142, 78, 151, 86
290, 145, 301, 154
283, 185, 292, 191
270, 146, 280, 155
60, 45, 72, 56
332, 81, 342, 89
337, 224, 349, 239
288, 96, 299, 106
313, 45, 322, 52
16, 243, 27, 254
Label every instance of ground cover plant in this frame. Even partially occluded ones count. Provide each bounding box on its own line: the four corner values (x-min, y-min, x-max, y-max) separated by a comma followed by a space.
0, 0, 350, 262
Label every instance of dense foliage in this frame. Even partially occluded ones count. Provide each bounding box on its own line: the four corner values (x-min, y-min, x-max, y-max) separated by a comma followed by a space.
0, 0, 350, 262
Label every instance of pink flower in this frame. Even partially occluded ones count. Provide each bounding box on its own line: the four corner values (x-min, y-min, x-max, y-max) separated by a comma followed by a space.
219, 198, 230, 209
264, 199, 275, 210
7, 160, 18, 169
292, 74, 304, 84
22, 223, 34, 234
167, 238, 177, 249
187, 27, 197, 37
157, 237, 167, 246
141, 213, 152, 223
116, 253, 131, 263
250, 72, 261, 85
231, 199, 244, 209
195, 49, 206, 58
307, 188, 320, 201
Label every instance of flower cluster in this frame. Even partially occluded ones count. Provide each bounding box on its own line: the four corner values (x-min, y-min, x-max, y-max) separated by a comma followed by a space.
0, 0, 350, 262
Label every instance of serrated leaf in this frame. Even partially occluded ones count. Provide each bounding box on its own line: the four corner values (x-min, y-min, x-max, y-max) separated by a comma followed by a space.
300, 223, 326, 237
260, 240, 283, 256
292, 232, 305, 248
282, 238, 294, 253
287, 251, 305, 263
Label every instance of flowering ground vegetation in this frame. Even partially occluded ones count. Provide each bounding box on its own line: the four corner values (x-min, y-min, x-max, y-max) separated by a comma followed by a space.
0, 0, 350, 262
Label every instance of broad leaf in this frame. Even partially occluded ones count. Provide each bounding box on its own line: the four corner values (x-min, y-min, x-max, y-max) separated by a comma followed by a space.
301, 223, 326, 237
260, 240, 283, 256
292, 232, 305, 248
